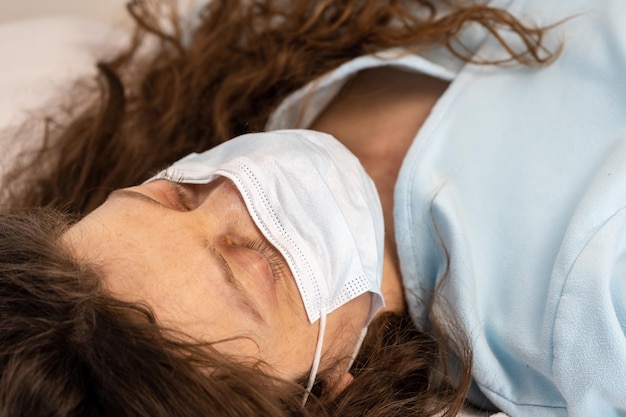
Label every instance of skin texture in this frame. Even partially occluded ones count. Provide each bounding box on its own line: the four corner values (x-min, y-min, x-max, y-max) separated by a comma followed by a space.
62, 66, 447, 395
63, 177, 371, 384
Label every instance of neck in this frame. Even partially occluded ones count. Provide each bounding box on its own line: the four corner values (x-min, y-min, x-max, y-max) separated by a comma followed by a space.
309, 66, 449, 315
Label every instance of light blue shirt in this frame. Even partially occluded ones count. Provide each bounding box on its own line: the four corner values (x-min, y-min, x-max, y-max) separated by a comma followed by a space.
268, 0, 626, 415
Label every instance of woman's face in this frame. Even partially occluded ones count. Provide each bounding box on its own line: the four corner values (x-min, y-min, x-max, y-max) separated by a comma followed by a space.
62, 178, 371, 382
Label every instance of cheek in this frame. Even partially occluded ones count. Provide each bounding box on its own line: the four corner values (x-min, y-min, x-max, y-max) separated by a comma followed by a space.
273, 294, 319, 357
144, 254, 246, 339
148, 274, 233, 334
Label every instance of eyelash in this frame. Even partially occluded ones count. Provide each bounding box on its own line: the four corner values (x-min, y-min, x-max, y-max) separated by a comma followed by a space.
173, 182, 191, 210
241, 238, 284, 282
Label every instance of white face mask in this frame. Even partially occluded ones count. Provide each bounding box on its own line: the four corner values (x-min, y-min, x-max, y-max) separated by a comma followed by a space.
148, 129, 385, 395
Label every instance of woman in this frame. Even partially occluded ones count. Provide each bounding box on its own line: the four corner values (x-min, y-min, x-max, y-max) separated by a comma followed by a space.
1, 0, 624, 416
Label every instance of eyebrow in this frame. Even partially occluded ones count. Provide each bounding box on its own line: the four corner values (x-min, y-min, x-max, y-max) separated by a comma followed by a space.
203, 240, 266, 324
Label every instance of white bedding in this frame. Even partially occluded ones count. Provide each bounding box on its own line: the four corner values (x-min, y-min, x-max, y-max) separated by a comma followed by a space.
0, 16, 126, 176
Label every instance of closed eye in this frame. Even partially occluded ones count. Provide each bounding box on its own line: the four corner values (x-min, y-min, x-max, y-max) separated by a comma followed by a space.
240, 238, 285, 283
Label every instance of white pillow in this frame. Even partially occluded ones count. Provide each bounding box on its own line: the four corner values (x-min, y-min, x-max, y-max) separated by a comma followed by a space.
0, 16, 126, 174
0, 16, 126, 128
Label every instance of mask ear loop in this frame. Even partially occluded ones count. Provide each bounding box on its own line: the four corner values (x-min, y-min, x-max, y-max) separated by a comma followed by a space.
346, 326, 368, 371
302, 310, 327, 406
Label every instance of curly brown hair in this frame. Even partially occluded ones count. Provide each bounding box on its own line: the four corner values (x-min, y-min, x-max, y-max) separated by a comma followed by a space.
0, 209, 314, 417
1, 0, 556, 214
0, 0, 558, 415
0, 208, 470, 417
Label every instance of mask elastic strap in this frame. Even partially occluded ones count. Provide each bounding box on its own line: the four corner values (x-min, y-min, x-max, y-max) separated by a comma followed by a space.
302, 310, 327, 406
345, 326, 368, 371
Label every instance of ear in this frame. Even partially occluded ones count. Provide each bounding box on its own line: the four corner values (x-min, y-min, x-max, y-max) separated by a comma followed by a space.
328, 372, 355, 400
